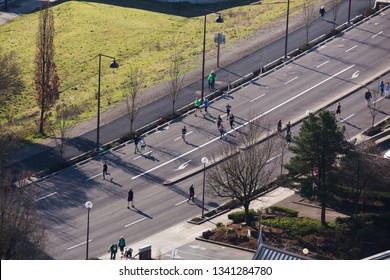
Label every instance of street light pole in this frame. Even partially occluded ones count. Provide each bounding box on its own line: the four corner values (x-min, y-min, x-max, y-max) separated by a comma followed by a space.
85, 201, 93, 260
201, 156, 209, 218
347, 0, 352, 25
201, 10, 224, 101
96, 53, 119, 151
284, 0, 290, 60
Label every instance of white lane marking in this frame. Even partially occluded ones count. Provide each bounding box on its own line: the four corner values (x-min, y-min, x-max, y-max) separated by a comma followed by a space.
316, 61, 329, 68
266, 154, 282, 163
174, 131, 193, 141
249, 93, 266, 102
134, 150, 152, 159
35, 192, 58, 202
175, 196, 196, 206
351, 70, 360, 79
176, 160, 191, 171
66, 239, 92, 250
345, 45, 358, 52
340, 114, 355, 123
284, 76, 298, 85
131, 65, 355, 180
124, 217, 147, 227
373, 96, 386, 104
371, 31, 383, 38
85, 173, 101, 181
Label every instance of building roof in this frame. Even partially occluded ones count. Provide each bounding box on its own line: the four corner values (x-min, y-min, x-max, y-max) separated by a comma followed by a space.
253, 244, 311, 260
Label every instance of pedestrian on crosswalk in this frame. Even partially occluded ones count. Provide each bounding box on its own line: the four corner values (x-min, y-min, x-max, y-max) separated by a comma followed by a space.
127, 188, 134, 209
336, 102, 341, 119
103, 161, 110, 179
188, 184, 195, 203
229, 114, 235, 129
226, 103, 231, 119
217, 115, 223, 129
182, 126, 187, 142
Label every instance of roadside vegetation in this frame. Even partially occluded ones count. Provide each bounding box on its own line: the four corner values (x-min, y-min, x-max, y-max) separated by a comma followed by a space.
0, 0, 307, 139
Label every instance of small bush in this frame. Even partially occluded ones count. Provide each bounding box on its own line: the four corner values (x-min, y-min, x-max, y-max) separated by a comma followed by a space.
269, 206, 299, 217
228, 209, 257, 223
365, 126, 382, 136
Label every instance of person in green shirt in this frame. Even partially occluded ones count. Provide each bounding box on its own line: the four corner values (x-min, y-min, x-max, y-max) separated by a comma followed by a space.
208, 70, 216, 92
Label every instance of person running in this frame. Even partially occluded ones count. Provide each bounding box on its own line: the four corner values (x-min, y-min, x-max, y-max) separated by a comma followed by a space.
103, 161, 109, 179
229, 114, 235, 129
225, 103, 231, 119
188, 184, 195, 203
365, 89, 372, 106
139, 137, 146, 153
118, 236, 126, 255
108, 243, 118, 260
133, 134, 140, 154
208, 70, 216, 92
277, 120, 282, 133
379, 81, 385, 95
219, 123, 226, 139
127, 188, 134, 209
286, 131, 293, 144
217, 115, 223, 129
336, 102, 341, 119
194, 98, 202, 117
203, 98, 210, 116
181, 126, 187, 142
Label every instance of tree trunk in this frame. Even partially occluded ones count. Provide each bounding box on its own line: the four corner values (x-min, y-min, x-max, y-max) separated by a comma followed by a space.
243, 202, 251, 226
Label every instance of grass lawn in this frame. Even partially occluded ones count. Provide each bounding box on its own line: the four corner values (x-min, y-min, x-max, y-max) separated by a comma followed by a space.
0, 0, 305, 138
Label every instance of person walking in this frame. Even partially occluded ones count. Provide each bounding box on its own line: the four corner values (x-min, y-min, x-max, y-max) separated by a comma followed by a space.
103, 161, 109, 179
225, 103, 231, 119
127, 188, 134, 209
365, 89, 372, 106
384, 82, 390, 97
219, 123, 226, 139
217, 115, 223, 129
108, 243, 118, 260
118, 236, 126, 255
286, 121, 291, 135
277, 120, 282, 133
203, 98, 210, 117
336, 102, 341, 119
208, 70, 216, 92
194, 98, 202, 117
319, 6, 326, 18
133, 134, 140, 154
379, 81, 385, 95
181, 126, 187, 142
139, 137, 146, 153
124, 247, 133, 260
229, 114, 235, 129
188, 184, 195, 203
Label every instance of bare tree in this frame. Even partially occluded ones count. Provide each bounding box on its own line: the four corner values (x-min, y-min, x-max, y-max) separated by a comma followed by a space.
302, 0, 318, 44
368, 86, 381, 127
122, 67, 143, 133
166, 52, 185, 115
49, 102, 78, 158
330, 0, 341, 29
0, 49, 24, 122
34, 0, 60, 136
206, 119, 280, 225
0, 170, 48, 259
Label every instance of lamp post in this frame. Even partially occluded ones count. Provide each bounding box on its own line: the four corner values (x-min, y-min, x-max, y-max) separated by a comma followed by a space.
96, 53, 119, 151
201, 156, 209, 218
85, 201, 93, 260
347, 0, 352, 25
201, 10, 224, 101
284, 0, 290, 60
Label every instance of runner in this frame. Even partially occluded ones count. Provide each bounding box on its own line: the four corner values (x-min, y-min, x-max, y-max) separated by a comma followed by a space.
203, 98, 210, 117
194, 98, 202, 117
139, 137, 146, 153
181, 126, 187, 142
133, 134, 140, 154
229, 114, 235, 129
365, 89, 372, 107
277, 120, 282, 133
217, 115, 223, 129
335, 102, 341, 119
225, 103, 231, 119
219, 123, 226, 139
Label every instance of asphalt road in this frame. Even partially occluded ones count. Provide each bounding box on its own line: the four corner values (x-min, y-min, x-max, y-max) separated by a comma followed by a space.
7, 0, 378, 174
31, 9, 390, 260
